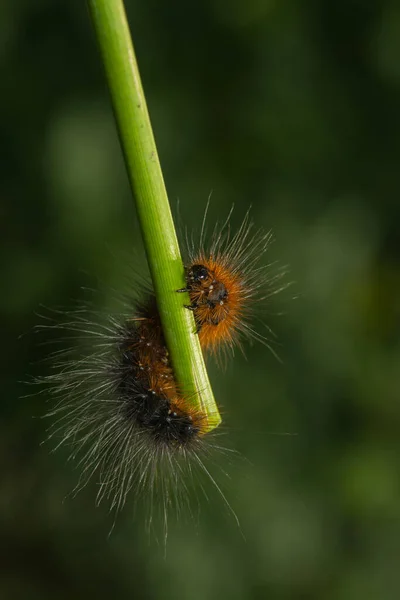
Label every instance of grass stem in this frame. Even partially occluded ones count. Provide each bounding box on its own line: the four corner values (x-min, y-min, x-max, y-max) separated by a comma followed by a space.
87, 0, 220, 431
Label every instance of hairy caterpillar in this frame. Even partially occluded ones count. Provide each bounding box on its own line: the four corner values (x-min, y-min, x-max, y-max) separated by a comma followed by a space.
36, 208, 288, 537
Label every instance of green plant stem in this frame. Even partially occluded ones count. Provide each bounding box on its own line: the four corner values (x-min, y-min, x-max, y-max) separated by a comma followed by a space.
87, 0, 220, 431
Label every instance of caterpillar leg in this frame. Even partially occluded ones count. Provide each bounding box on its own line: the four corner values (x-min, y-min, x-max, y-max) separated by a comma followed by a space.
183, 304, 197, 311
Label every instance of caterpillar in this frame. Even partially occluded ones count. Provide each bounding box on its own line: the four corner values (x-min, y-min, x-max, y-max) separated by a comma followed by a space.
37, 208, 288, 537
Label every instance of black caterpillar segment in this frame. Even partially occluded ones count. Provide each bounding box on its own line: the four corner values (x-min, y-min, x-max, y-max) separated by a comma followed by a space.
116, 317, 203, 447
120, 378, 200, 446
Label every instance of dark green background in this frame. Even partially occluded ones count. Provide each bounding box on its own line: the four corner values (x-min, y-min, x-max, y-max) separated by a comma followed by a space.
2, 1, 400, 598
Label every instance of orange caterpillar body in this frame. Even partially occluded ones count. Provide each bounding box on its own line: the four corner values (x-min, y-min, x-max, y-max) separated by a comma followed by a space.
179, 209, 288, 359
182, 257, 244, 352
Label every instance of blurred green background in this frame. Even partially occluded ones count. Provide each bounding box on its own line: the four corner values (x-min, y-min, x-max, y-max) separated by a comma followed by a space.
2, 0, 400, 598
